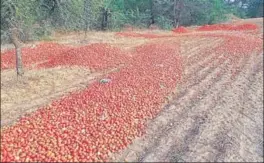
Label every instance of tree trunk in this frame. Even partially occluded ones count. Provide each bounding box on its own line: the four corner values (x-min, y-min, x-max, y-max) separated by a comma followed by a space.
15, 47, 23, 76
101, 8, 108, 31
173, 0, 178, 28
173, 0, 183, 28
9, 28, 24, 76
55, 0, 65, 27
149, 0, 155, 26
85, 24, 88, 38
104, 9, 108, 30
101, 8, 105, 30
84, 0, 92, 38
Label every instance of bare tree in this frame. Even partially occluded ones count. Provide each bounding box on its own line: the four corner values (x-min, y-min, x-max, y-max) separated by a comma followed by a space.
101, 7, 111, 30
149, 0, 155, 26
173, 0, 184, 28
2, 0, 24, 76
84, 0, 92, 37
9, 27, 24, 76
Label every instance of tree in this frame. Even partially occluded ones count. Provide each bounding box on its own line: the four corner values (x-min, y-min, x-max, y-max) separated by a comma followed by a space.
1, 0, 255, 47
149, 0, 155, 26
247, 0, 264, 17
208, 0, 227, 24
1, 0, 24, 76
224, 0, 263, 18
173, 0, 184, 28
100, 0, 113, 30
84, 0, 92, 37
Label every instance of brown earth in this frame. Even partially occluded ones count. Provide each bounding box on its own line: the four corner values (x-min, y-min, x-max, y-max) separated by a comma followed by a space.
111, 19, 263, 162
112, 40, 263, 162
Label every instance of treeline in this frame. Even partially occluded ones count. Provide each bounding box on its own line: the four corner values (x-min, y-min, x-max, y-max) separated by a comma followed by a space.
1, 0, 263, 43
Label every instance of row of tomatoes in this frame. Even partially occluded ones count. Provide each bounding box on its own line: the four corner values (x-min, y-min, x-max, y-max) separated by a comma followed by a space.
1, 43, 69, 70
172, 26, 190, 33
197, 23, 258, 31
1, 41, 182, 162
185, 32, 262, 76
1, 43, 130, 71
115, 23, 259, 38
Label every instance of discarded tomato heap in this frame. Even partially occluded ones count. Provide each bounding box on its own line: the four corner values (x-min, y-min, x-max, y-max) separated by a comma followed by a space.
172, 26, 190, 33
1, 43, 129, 71
232, 23, 258, 30
1, 41, 182, 162
197, 23, 258, 31
1, 43, 70, 70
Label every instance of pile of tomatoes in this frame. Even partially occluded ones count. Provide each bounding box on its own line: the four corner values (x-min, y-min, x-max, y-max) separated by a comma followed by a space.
197, 23, 258, 31
1, 43, 129, 71
1, 41, 182, 162
1, 22, 262, 162
172, 26, 190, 33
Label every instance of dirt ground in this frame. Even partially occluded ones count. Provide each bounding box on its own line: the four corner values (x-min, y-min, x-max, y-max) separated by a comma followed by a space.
1, 18, 263, 162
112, 40, 263, 162
111, 19, 264, 162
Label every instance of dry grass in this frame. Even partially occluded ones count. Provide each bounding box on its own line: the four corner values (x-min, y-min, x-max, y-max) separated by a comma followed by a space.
1, 31, 150, 53
49, 31, 150, 51
1, 66, 95, 126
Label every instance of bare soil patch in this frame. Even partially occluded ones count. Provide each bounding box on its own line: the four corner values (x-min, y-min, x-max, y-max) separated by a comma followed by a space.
112, 40, 263, 162
110, 19, 263, 161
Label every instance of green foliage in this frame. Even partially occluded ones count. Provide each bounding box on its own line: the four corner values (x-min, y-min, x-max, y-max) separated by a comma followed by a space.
207, 0, 228, 24
1, 0, 261, 43
156, 16, 173, 29
247, 0, 264, 18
